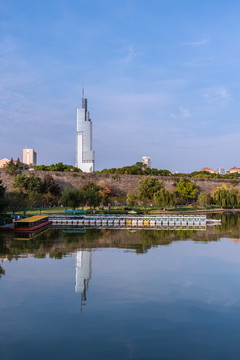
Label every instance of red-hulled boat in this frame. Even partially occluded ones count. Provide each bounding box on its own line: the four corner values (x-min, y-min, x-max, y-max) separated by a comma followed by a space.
11, 215, 52, 232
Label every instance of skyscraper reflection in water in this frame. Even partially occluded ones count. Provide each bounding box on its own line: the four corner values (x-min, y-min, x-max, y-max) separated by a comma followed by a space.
75, 250, 92, 312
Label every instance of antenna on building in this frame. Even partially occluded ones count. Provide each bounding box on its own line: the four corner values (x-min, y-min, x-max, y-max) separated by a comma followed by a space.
82, 86, 84, 99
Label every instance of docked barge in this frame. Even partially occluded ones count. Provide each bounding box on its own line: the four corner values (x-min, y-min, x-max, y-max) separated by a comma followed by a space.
11, 215, 52, 232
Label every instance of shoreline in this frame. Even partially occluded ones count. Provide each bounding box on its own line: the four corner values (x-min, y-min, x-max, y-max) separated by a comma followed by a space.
150, 208, 240, 214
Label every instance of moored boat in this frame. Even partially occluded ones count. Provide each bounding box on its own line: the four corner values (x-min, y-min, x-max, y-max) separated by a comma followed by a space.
11, 215, 51, 232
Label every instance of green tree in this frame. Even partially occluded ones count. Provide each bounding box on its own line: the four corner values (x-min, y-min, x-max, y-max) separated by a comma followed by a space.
85, 189, 102, 210
176, 178, 198, 203
5, 191, 28, 211
5, 158, 20, 175
153, 188, 175, 208
42, 175, 61, 196
126, 193, 138, 208
13, 174, 43, 194
12, 174, 62, 209
61, 188, 85, 210
198, 192, 209, 207
0, 180, 8, 212
139, 176, 165, 201
213, 186, 240, 208
81, 182, 100, 192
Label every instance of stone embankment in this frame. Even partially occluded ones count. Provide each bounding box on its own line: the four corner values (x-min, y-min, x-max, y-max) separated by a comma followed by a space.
1, 169, 240, 195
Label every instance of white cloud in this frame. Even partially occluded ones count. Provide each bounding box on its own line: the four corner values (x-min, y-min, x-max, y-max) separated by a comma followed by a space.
179, 107, 191, 118
202, 87, 232, 105
182, 38, 210, 46
124, 45, 135, 63
171, 107, 192, 119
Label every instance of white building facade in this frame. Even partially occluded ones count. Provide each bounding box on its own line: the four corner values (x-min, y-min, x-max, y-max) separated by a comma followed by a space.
142, 156, 151, 168
76, 91, 95, 172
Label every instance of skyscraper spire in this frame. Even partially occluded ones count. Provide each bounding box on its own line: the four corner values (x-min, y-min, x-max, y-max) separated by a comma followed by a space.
82, 87, 84, 99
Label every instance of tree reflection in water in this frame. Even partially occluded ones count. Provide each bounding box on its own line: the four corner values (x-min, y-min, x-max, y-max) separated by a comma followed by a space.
0, 265, 5, 278
0, 213, 240, 261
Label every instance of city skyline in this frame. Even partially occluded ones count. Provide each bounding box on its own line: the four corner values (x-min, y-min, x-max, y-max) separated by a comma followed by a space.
1, 1, 240, 172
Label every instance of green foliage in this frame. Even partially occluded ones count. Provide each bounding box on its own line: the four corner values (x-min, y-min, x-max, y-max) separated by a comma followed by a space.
81, 182, 100, 192
100, 162, 171, 176
0, 265, 5, 279
80, 182, 102, 208
61, 188, 85, 209
198, 192, 209, 207
85, 189, 102, 209
172, 170, 240, 180
0, 179, 8, 212
153, 188, 175, 208
213, 186, 240, 207
14, 174, 43, 194
33, 162, 82, 172
5, 191, 28, 211
139, 176, 165, 201
60, 184, 102, 210
42, 175, 61, 196
176, 178, 198, 202
5, 158, 23, 175
126, 193, 138, 207
11, 174, 61, 209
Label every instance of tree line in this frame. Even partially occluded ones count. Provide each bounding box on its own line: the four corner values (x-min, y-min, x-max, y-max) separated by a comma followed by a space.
126, 177, 240, 209
3, 159, 240, 180
1, 173, 240, 216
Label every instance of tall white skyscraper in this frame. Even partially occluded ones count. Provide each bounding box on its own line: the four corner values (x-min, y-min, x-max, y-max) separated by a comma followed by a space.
76, 89, 95, 172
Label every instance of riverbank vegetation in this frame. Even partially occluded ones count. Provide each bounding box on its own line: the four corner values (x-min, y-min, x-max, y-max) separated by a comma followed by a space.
99, 162, 240, 179
2, 172, 240, 220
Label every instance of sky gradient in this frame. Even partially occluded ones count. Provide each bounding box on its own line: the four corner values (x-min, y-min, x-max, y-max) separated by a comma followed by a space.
1, 0, 240, 172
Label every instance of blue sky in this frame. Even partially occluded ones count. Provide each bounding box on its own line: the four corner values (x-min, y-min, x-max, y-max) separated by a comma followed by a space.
1, 0, 240, 172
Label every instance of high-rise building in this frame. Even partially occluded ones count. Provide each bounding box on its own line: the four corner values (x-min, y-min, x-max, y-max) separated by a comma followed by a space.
142, 156, 151, 168
76, 90, 95, 172
23, 148, 37, 166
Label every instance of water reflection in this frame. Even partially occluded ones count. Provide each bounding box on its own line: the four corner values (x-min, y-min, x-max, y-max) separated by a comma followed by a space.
75, 250, 92, 312
1, 213, 240, 261
0, 264, 5, 278
1, 213, 240, 359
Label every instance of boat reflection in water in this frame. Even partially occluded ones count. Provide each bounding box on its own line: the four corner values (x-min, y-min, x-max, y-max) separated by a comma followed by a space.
13, 225, 51, 240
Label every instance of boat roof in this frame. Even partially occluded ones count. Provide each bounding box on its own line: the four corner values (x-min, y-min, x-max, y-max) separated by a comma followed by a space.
14, 215, 48, 223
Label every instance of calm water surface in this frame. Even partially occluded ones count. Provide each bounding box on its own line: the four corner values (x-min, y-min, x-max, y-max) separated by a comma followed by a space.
1, 214, 240, 359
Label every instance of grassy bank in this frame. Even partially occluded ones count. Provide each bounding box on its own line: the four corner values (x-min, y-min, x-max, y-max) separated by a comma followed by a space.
6, 205, 240, 217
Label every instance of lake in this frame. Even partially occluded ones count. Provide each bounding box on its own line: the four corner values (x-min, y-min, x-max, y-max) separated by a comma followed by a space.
1, 213, 240, 359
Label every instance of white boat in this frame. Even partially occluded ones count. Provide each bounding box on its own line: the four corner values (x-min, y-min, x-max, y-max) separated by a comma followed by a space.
150, 219, 156, 227
114, 219, 120, 226
132, 219, 138, 226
